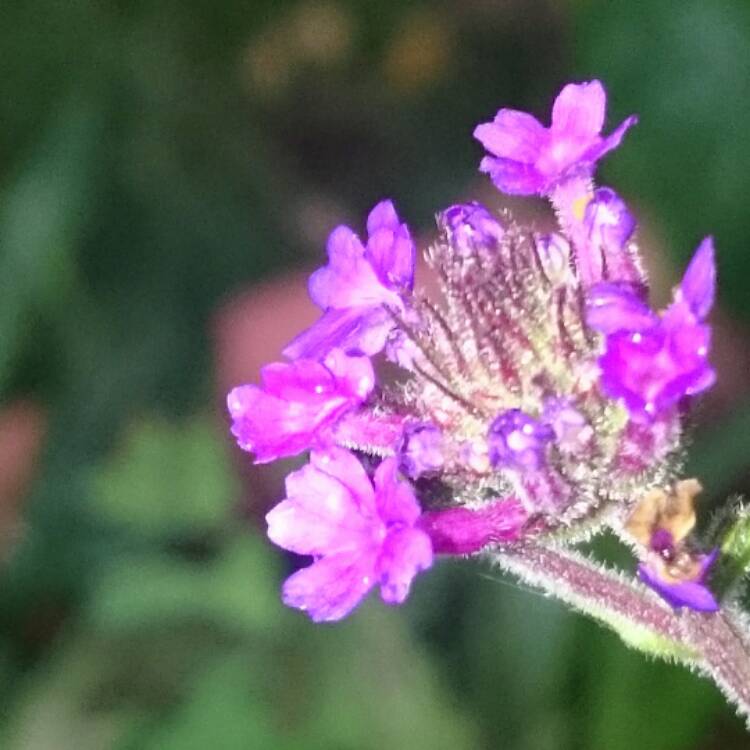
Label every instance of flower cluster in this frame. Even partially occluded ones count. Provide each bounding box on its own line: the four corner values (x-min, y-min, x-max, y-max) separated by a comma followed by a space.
228, 81, 721, 621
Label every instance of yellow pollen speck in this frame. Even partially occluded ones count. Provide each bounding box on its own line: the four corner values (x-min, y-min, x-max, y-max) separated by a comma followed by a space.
572, 195, 591, 221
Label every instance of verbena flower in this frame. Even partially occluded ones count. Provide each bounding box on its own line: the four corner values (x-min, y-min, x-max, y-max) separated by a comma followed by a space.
284, 200, 415, 360
586, 237, 716, 420
229, 80, 723, 620
227, 349, 374, 463
474, 80, 637, 196
266, 448, 433, 621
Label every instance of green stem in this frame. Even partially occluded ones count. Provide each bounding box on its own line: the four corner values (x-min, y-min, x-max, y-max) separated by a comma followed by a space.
488, 541, 750, 728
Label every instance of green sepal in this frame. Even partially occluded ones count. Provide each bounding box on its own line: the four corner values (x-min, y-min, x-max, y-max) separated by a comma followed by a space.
707, 498, 750, 598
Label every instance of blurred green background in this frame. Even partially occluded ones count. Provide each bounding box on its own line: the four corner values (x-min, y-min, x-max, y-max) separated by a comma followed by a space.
1, 1, 750, 747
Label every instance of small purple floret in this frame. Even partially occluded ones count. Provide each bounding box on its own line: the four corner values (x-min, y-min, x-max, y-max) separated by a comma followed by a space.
227, 349, 374, 463
474, 80, 637, 196
266, 448, 433, 621
439, 202, 505, 258
587, 238, 716, 420
580, 187, 640, 285
535, 233, 572, 285
284, 200, 415, 360
399, 423, 444, 478
488, 409, 554, 471
639, 549, 720, 612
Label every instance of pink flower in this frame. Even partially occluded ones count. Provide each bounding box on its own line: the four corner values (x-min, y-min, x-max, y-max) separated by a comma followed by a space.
586, 238, 716, 420
227, 349, 374, 463
474, 80, 636, 196
284, 200, 415, 360
267, 448, 433, 621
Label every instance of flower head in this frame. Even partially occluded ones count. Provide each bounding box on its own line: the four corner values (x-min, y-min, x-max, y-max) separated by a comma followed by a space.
228, 80, 726, 624
284, 200, 415, 360
266, 448, 433, 621
227, 349, 374, 463
587, 238, 716, 420
474, 80, 636, 196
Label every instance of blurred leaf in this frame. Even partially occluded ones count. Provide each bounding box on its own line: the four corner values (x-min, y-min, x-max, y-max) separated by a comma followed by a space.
687, 400, 750, 500
0, 99, 99, 393
292, 604, 479, 750
89, 536, 280, 635
89, 416, 238, 537
2, 634, 138, 750
581, 625, 721, 750
125, 654, 291, 750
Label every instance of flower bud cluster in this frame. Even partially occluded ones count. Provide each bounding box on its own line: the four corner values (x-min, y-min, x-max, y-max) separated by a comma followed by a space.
228, 80, 722, 621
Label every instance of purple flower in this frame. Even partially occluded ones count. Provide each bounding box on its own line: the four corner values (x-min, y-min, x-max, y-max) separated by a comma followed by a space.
399, 423, 444, 478
227, 349, 374, 463
586, 238, 716, 420
488, 409, 554, 471
534, 233, 572, 286
579, 187, 640, 286
439, 202, 505, 258
419, 498, 528, 555
284, 200, 415, 360
639, 549, 720, 612
474, 80, 637, 196
266, 448, 433, 622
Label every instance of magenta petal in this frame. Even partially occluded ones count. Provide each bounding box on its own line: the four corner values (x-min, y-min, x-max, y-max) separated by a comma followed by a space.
377, 527, 433, 604
590, 114, 638, 161
638, 563, 719, 612
365, 200, 414, 290
366, 199, 400, 234
479, 156, 545, 196
586, 283, 656, 334
283, 306, 392, 360
678, 237, 715, 320
309, 226, 394, 310
323, 349, 375, 400
309, 447, 377, 516
373, 457, 422, 526
551, 80, 606, 139
473, 110, 546, 162
282, 551, 377, 622
260, 359, 337, 400
267, 464, 373, 556
366, 224, 415, 291
227, 383, 343, 463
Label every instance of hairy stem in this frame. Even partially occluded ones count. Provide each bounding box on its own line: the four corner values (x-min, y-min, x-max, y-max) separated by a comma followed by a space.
488, 541, 750, 727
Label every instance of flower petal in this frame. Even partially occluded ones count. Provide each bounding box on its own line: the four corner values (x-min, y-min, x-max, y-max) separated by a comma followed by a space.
473, 109, 546, 162
309, 226, 392, 310
639, 563, 719, 612
282, 551, 377, 622
283, 305, 393, 360
678, 237, 715, 320
551, 80, 606, 140
373, 457, 422, 526
309, 447, 377, 516
376, 527, 433, 605
586, 283, 656, 334
227, 383, 345, 462
479, 156, 545, 196
267, 462, 373, 556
